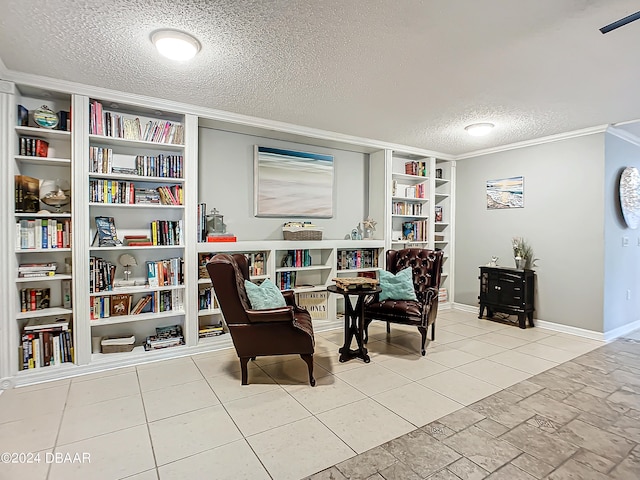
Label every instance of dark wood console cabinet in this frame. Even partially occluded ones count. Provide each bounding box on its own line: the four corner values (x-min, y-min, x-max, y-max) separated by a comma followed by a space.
478, 266, 535, 329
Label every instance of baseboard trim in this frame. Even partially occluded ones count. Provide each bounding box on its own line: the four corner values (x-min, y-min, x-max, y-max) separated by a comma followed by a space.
603, 319, 640, 342
452, 302, 478, 314
451, 303, 613, 341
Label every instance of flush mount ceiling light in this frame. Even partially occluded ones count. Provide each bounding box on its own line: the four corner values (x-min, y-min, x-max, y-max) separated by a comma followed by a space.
465, 123, 495, 137
151, 30, 200, 61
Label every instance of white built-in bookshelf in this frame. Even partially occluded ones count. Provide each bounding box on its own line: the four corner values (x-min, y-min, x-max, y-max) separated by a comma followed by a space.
0, 77, 454, 389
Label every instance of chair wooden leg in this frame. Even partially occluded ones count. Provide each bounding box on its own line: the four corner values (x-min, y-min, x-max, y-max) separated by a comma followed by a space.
239, 357, 250, 385
364, 318, 372, 344
300, 354, 315, 386
431, 322, 436, 341
386, 322, 391, 334
418, 326, 427, 356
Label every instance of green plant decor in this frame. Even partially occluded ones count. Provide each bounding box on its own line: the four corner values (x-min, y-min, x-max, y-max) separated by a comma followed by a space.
512, 237, 539, 269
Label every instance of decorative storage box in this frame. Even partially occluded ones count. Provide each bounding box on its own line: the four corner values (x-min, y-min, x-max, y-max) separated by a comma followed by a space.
100, 335, 135, 353
282, 226, 323, 241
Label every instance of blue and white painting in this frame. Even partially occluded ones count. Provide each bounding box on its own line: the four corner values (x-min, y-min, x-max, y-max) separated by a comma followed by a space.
255, 146, 334, 217
486, 176, 524, 209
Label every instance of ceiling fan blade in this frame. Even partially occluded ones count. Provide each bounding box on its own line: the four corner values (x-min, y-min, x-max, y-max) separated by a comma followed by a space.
600, 10, 640, 34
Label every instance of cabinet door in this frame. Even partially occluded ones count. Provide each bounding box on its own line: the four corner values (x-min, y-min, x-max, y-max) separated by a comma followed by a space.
488, 271, 523, 309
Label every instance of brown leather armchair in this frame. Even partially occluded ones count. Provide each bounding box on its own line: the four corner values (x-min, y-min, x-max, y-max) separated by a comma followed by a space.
363, 248, 443, 356
206, 253, 316, 386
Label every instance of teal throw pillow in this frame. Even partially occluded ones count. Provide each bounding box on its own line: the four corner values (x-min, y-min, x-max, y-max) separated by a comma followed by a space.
244, 279, 287, 310
379, 267, 418, 302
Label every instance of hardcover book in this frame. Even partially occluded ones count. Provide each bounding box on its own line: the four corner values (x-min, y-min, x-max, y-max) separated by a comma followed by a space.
110, 294, 131, 316
93, 216, 121, 246
15, 175, 40, 213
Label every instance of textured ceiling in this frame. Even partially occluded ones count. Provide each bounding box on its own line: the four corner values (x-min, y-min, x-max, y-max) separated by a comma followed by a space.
1, 0, 640, 155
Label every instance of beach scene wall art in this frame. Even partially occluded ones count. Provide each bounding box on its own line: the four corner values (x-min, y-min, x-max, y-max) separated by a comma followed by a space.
486, 176, 524, 209
254, 146, 334, 217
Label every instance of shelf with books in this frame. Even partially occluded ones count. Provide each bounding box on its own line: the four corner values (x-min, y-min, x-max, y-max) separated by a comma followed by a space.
435, 158, 454, 307
15, 156, 71, 167
88, 134, 185, 151
17, 274, 73, 283
17, 307, 74, 320
89, 309, 186, 327
6, 87, 77, 381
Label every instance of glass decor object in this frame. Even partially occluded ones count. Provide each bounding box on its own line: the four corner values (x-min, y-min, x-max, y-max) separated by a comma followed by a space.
33, 105, 59, 129
39, 179, 70, 213
619, 166, 640, 229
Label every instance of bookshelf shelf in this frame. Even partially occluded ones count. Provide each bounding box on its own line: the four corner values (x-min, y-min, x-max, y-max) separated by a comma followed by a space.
15, 126, 71, 140
89, 309, 186, 326
198, 308, 221, 317
275, 265, 333, 273
15, 155, 71, 166
15, 248, 72, 253
435, 178, 451, 186
16, 274, 73, 283
89, 202, 184, 209
88, 134, 184, 151
89, 172, 185, 183
392, 196, 428, 202
391, 214, 429, 219
292, 285, 330, 294
89, 245, 183, 252
89, 284, 185, 296
90, 343, 190, 364
15, 212, 71, 218
391, 172, 429, 183
17, 307, 74, 320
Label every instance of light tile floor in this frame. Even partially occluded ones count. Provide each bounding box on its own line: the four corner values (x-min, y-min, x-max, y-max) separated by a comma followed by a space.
0, 310, 635, 480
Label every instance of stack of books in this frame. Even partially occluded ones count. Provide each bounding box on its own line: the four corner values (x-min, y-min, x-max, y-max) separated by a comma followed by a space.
145, 324, 184, 351
198, 323, 225, 338
124, 235, 152, 246
18, 262, 57, 278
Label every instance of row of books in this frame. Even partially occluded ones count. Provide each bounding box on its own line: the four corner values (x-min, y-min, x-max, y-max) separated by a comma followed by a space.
19, 287, 50, 312
150, 220, 182, 246
282, 249, 312, 268
17, 105, 70, 132
144, 324, 184, 351
402, 220, 428, 241
16, 218, 72, 250
197, 203, 208, 242
337, 249, 379, 270
89, 256, 116, 293
89, 100, 184, 145
405, 161, 428, 177
276, 271, 297, 290
198, 286, 219, 311
394, 182, 426, 199
19, 317, 73, 370
134, 154, 183, 178
90, 149, 184, 179
392, 201, 424, 216
18, 136, 49, 157
88, 181, 183, 205
438, 287, 448, 303
146, 257, 184, 287
435, 206, 443, 222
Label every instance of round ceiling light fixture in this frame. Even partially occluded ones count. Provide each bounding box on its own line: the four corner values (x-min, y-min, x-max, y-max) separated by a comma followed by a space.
465, 122, 495, 137
151, 29, 201, 61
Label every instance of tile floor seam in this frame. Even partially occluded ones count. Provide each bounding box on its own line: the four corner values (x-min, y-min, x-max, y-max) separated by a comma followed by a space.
46, 377, 72, 480
136, 366, 161, 475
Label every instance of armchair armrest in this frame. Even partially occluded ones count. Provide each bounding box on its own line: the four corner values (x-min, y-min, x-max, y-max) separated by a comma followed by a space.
282, 290, 296, 307
245, 306, 295, 323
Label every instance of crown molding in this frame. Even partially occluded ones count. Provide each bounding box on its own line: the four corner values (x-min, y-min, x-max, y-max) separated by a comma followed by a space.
455, 125, 609, 160
2, 67, 455, 160
607, 126, 640, 148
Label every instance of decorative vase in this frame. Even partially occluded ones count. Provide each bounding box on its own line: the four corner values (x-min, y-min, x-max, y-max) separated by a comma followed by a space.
515, 256, 526, 269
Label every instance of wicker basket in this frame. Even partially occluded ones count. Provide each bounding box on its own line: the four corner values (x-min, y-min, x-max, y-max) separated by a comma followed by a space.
282, 227, 323, 241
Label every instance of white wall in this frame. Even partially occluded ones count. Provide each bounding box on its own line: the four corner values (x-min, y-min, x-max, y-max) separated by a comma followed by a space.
603, 132, 640, 334
454, 134, 606, 332
198, 127, 368, 240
